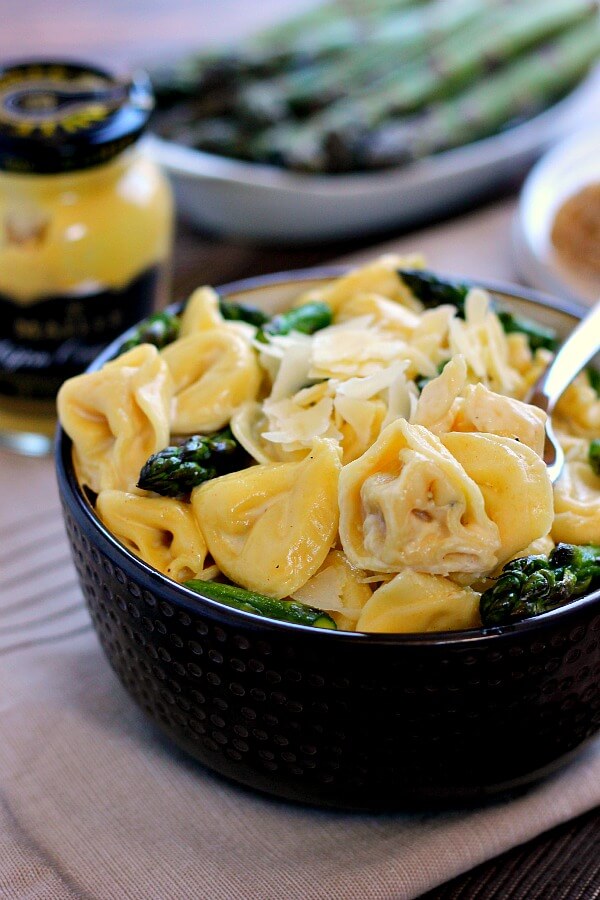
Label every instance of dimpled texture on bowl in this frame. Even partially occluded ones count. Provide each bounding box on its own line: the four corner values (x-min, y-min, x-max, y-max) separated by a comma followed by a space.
56, 273, 600, 809
58, 448, 600, 809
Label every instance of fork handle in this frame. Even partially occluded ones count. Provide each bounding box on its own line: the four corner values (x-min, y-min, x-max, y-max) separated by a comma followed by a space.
529, 301, 600, 413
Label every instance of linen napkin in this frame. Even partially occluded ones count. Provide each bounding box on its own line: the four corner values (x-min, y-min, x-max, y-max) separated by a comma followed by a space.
1, 201, 598, 900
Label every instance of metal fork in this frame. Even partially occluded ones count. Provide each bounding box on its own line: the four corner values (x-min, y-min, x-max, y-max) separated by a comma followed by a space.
528, 301, 600, 483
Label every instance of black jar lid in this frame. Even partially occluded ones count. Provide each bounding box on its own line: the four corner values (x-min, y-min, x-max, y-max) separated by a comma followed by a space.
0, 59, 154, 174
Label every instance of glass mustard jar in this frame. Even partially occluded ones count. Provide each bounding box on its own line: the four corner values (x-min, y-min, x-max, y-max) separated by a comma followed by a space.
0, 60, 173, 455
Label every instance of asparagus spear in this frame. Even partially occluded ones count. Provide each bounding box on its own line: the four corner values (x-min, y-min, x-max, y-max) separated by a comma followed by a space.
250, 0, 426, 52
397, 269, 559, 352
160, 116, 250, 157
336, 0, 597, 122
116, 312, 180, 355
590, 440, 600, 477
138, 429, 247, 497
279, 0, 594, 125
248, 0, 598, 169
185, 579, 337, 629
496, 312, 558, 353
480, 544, 600, 626
155, 0, 427, 98
359, 17, 600, 170
399, 269, 469, 313
256, 301, 332, 343
588, 368, 600, 395
236, 0, 489, 124
219, 298, 269, 327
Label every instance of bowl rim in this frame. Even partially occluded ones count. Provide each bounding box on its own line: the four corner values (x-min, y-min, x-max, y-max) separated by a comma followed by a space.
56, 266, 600, 646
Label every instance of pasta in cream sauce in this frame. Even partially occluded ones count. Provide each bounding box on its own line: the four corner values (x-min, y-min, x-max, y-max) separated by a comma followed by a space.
58, 256, 600, 633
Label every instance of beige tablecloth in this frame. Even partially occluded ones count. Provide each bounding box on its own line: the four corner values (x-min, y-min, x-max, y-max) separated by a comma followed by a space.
1, 200, 599, 900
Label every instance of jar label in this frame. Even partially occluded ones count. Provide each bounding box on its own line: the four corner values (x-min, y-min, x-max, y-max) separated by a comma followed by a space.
0, 265, 161, 399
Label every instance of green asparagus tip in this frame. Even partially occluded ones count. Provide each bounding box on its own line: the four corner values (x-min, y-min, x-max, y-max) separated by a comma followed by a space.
256, 301, 333, 343
218, 298, 270, 327
496, 311, 558, 352
587, 367, 600, 396
589, 440, 600, 477
480, 543, 600, 626
116, 311, 180, 356
398, 269, 469, 315
138, 428, 247, 497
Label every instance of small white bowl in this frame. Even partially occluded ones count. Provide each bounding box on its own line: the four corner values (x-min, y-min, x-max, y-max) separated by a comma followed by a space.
514, 126, 600, 306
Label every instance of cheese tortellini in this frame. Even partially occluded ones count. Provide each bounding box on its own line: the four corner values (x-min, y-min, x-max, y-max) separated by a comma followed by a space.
356, 570, 480, 633
192, 438, 341, 598
552, 432, 600, 545
58, 345, 172, 493
339, 419, 501, 576
294, 253, 425, 314
441, 432, 554, 565
96, 490, 214, 583
59, 256, 599, 635
162, 328, 261, 433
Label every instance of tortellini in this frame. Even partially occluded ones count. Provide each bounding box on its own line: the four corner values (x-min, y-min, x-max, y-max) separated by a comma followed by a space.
192, 439, 342, 598
58, 255, 600, 635
339, 419, 501, 576
295, 254, 425, 314
552, 434, 600, 544
96, 490, 214, 583
162, 328, 261, 433
179, 286, 223, 336
413, 360, 547, 454
356, 570, 481, 633
179, 286, 257, 342
457, 384, 546, 456
441, 432, 554, 564
555, 373, 600, 438
57, 345, 172, 493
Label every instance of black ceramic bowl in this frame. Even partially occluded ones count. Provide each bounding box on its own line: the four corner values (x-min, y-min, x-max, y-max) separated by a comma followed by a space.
56, 269, 600, 809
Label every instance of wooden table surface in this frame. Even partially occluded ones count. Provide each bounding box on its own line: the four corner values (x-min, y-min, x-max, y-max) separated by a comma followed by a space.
1, 3, 598, 898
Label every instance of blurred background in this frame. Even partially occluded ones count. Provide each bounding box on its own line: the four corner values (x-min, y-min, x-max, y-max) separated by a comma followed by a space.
3, 0, 598, 295
1, 0, 598, 458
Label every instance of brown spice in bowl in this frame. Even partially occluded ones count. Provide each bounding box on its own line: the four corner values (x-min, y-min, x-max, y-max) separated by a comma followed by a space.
551, 183, 600, 276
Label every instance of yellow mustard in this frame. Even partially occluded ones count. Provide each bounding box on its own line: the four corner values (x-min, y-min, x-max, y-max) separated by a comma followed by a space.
0, 60, 173, 454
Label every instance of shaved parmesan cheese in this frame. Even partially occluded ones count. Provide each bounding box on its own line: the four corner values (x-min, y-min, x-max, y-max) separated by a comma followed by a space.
412, 356, 467, 435
262, 395, 339, 447
336, 292, 421, 336
465, 288, 491, 324
334, 395, 380, 450
269, 338, 313, 401
311, 324, 411, 379
336, 360, 408, 400
385, 374, 416, 427
413, 305, 456, 339
449, 291, 522, 397
291, 565, 346, 610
